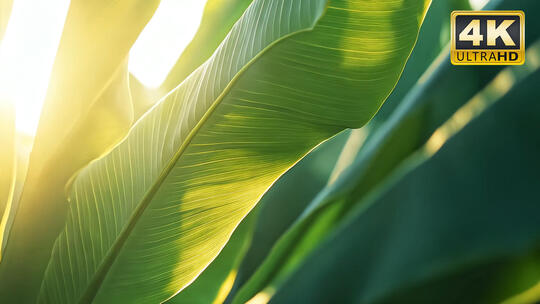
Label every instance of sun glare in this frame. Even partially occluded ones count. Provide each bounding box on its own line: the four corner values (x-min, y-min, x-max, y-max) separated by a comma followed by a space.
0, 0, 485, 137
0, 0, 70, 136
0, 0, 206, 137
128, 0, 207, 88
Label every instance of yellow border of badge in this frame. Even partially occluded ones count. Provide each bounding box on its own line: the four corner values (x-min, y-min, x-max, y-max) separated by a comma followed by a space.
451, 10, 525, 65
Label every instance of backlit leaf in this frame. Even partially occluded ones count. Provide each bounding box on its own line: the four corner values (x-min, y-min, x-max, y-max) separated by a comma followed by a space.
37, 0, 430, 303
0, 1, 160, 301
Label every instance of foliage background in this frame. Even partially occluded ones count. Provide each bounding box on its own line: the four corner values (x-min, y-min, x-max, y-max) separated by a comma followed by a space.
1, 0, 539, 303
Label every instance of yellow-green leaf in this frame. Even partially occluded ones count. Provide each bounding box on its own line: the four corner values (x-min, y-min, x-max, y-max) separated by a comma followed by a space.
38, 0, 430, 303
0, 1, 159, 302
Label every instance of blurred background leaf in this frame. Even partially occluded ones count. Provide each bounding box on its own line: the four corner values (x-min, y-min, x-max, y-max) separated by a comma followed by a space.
1, 0, 537, 303
159, 0, 254, 94
271, 67, 540, 304
30, 0, 160, 178
0, 0, 14, 234
0, 133, 31, 252
0, 101, 15, 258
0, 1, 160, 301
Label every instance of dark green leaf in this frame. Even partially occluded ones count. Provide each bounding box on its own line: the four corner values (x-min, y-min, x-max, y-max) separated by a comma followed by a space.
271, 68, 540, 304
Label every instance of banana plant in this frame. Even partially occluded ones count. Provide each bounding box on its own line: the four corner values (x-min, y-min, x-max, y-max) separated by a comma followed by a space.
0, 0, 430, 303
5, 0, 536, 303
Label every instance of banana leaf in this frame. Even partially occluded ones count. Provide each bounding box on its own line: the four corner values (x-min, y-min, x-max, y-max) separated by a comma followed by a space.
225, 130, 350, 302
167, 210, 256, 304
34, 0, 430, 303
372, 0, 470, 123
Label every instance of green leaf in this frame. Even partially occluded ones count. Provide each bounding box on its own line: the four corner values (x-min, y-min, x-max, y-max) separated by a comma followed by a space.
0, 0, 14, 231
167, 210, 256, 304
31, 0, 160, 178
0, 1, 159, 302
226, 130, 350, 302
270, 68, 540, 304
371, 0, 470, 122
0, 133, 32, 252
37, 0, 430, 303
232, 2, 540, 301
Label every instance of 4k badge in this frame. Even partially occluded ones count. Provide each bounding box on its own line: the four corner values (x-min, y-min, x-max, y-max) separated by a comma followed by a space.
451, 11, 525, 65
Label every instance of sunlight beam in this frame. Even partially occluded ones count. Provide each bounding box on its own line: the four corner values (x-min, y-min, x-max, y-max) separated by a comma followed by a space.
0, 0, 70, 136
128, 0, 207, 88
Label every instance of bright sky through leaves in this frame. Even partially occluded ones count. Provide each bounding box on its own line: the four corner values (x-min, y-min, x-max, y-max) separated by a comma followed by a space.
0, 0, 206, 136
0, 0, 70, 136
0, 0, 483, 136
128, 0, 206, 88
